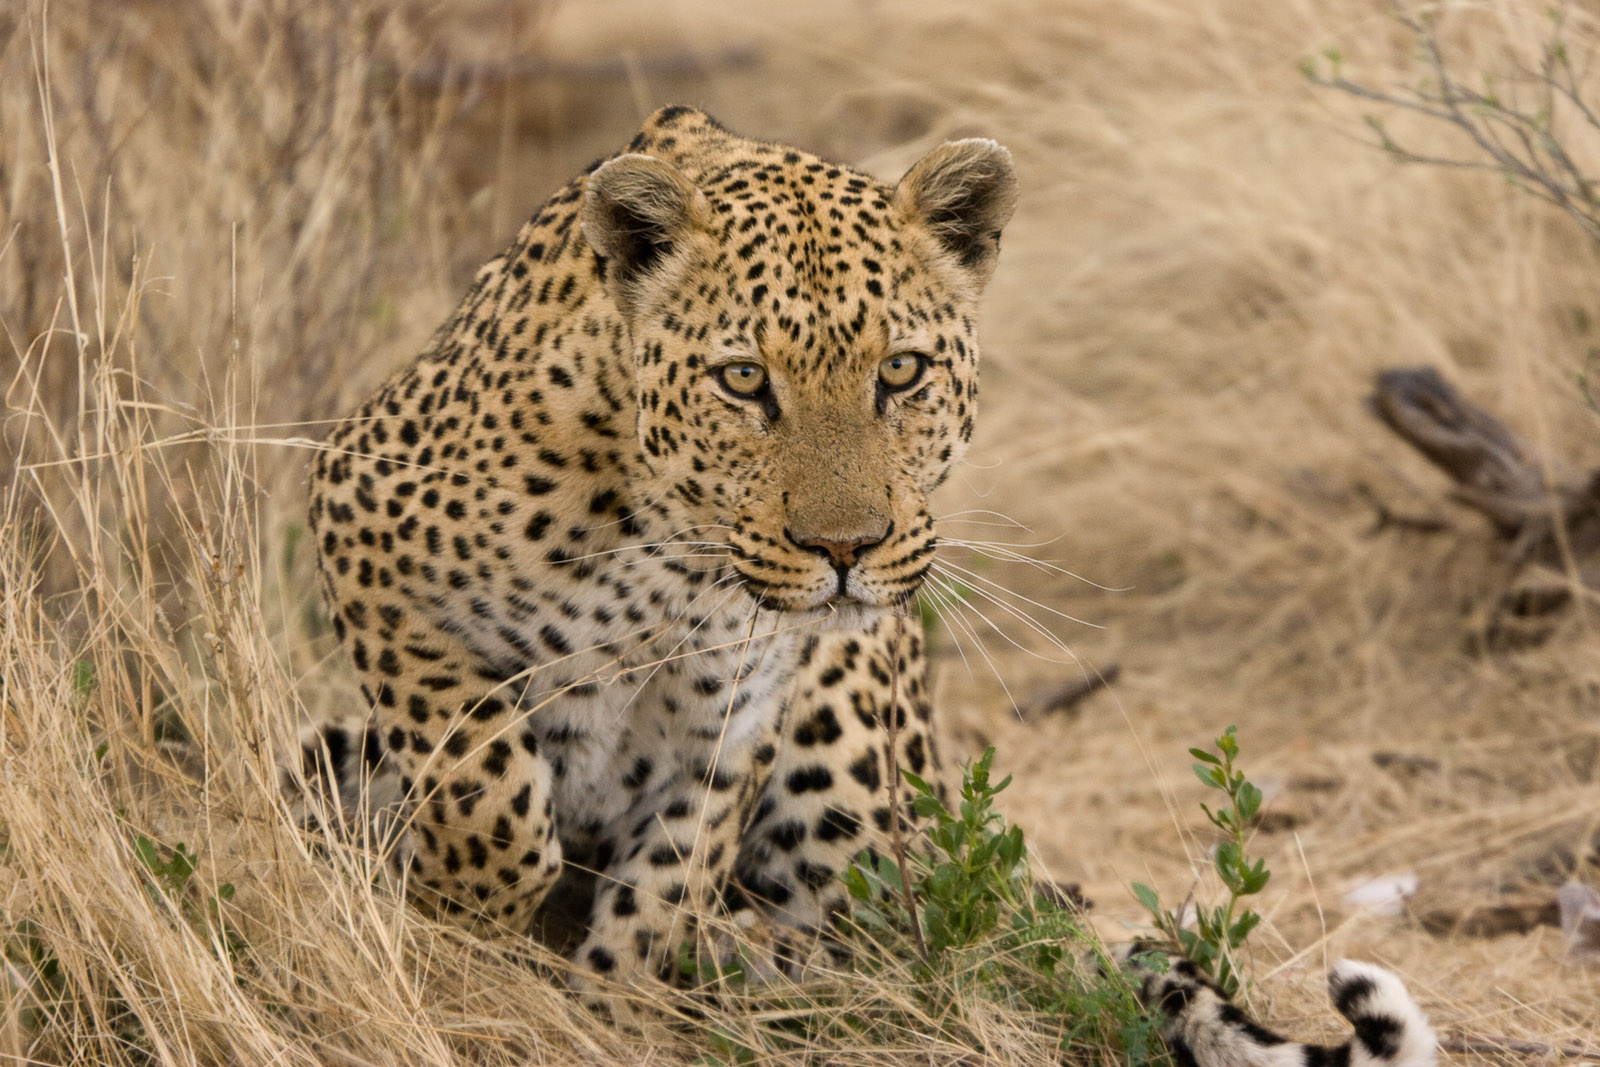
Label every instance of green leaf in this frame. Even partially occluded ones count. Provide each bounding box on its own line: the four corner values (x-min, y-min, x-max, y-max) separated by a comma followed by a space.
998, 825, 1025, 868
132, 835, 161, 874
1228, 912, 1261, 945
1132, 882, 1161, 915
1216, 727, 1239, 761
1189, 747, 1222, 765
877, 858, 903, 894
1364, 115, 1398, 152
71, 659, 97, 697
1200, 802, 1235, 835
911, 795, 945, 819
281, 522, 303, 573
1240, 862, 1271, 895
1236, 781, 1263, 821
676, 940, 698, 980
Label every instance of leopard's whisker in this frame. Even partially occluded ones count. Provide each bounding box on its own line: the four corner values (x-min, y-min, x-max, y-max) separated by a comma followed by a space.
933, 507, 1030, 529
913, 580, 980, 685
939, 534, 1127, 591
921, 573, 1025, 715
927, 562, 1086, 669
933, 557, 1104, 629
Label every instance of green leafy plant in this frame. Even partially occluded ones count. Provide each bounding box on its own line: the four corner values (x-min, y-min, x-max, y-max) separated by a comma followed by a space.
70, 657, 97, 699
679, 747, 1168, 1064
1133, 726, 1269, 997
131, 833, 245, 964
0, 832, 246, 1052
3, 919, 69, 1032
845, 746, 1028, 955
844, 747, 1166, 1062
0, 831, 243, 1049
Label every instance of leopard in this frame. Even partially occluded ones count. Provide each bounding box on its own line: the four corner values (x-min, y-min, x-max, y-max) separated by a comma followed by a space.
303, 104, 1436, 1066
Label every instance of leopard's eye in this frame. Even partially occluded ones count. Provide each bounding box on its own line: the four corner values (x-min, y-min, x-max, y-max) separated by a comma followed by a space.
716, 362, 768, 397
878, 353, 926, 391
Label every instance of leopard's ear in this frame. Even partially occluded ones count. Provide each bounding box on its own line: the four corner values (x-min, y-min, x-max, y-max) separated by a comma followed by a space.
582, 154, 712, 317
893, 139, 1018, 284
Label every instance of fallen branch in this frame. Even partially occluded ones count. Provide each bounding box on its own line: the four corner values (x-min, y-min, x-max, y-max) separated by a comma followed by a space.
1021, 663, 1120, 718
1440, 1032, 1598, 1061
1369, 367, 1556, 535
1368, 367, 1600, 594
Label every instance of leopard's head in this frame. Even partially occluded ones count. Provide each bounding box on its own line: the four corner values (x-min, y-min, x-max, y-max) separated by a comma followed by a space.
582, 109, 1017, 615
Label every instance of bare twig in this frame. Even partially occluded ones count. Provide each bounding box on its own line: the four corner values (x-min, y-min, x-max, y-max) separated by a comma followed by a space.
1021, 663, 1120, 718
883, 611, 928, 961
1440, 1032, 1598, 1060
1368, 367, 1600, 563
1307, 3, 1600, 244
1367, 367, 1600, 646
1355, 483, 1450, 537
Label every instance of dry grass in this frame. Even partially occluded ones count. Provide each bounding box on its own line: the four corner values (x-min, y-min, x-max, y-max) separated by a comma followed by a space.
3, 0, 1599, 1062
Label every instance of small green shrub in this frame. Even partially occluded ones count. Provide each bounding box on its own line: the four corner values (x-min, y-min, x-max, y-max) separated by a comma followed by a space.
1132, 726, 1269, 997
843, 747, 1166, 1062
680, 746, 1168, 1064
130, 833, 245, 964
2, 830, 245, 1044
3, 919, 68, 1033
843, 746, 1029, 954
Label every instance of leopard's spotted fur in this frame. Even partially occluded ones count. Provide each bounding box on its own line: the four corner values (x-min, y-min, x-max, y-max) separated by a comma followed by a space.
303, 106, 1435, 1066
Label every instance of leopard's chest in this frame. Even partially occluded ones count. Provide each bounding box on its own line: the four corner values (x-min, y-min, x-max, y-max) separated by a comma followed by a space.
462, 551, 801, 851
543, 632, 797, 850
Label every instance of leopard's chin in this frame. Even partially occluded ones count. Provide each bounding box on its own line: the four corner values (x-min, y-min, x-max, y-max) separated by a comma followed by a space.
738, 581, 911, 630
808, 598, 885, 632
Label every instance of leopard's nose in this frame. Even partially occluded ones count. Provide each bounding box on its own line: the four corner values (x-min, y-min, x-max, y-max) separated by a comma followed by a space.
785, 525, 889, 569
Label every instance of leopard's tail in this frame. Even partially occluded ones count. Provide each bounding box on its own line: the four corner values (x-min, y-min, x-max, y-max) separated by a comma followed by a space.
281, 717, 410, 860
1133, 955, 1436, 1067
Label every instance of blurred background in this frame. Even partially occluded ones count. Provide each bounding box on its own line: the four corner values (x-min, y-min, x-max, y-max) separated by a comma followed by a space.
2, 0, 1598, 1061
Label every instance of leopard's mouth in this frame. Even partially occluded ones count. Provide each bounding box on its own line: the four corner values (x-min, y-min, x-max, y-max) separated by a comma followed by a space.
731, 564, 924, 616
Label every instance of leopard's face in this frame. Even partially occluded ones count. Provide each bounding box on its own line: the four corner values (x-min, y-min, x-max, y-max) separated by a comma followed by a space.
582, 137, 1017, 615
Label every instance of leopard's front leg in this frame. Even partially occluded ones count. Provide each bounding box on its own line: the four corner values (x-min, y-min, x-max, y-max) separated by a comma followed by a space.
327, 624, 566, 935
572, 717, 780, 994
734, 616, 940, 971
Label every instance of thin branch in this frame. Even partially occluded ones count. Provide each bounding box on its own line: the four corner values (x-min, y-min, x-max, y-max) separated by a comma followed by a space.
1020, 664, 1121, 718
883, 611, 927, 962
1440, 1032, 1598, 1059
1307, 2, 1600, 244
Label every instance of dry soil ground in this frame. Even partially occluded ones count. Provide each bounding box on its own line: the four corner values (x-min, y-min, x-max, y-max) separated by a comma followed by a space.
2, 0, 1599, 1063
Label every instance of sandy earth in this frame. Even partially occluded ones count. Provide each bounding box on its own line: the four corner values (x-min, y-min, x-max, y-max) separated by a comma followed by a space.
4, 0, 1599, 1059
